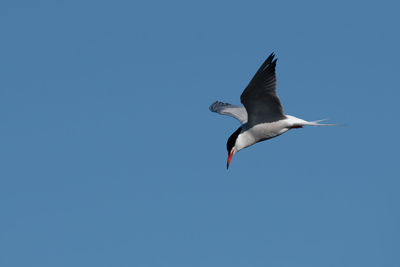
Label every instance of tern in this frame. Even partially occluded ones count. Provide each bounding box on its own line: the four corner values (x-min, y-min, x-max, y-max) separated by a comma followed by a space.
210, 53, 335, 169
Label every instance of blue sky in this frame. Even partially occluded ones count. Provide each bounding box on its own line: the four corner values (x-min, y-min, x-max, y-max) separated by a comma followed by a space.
1, 0, 399, 266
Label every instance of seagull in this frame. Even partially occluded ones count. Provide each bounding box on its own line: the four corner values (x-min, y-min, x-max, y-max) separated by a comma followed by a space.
210, 53, 335, 169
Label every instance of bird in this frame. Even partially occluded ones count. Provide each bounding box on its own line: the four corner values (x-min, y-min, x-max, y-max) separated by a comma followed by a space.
209, 53, 335, 169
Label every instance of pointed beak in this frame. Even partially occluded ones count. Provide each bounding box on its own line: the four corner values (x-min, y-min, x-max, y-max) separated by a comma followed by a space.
227, 150, 235, 169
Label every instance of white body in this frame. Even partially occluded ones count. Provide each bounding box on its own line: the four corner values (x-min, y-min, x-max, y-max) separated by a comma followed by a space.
235, 115, 298, 152
235, 115, 307, 151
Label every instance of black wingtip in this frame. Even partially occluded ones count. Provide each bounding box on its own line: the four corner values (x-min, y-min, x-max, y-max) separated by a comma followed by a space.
261, 52, 277, 69
209, 101, 218, 111
209, 101, 230, 112
266, 52, 275, 62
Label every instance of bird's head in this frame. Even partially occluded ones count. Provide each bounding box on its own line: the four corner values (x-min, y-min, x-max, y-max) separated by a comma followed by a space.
226, 127, 242, 169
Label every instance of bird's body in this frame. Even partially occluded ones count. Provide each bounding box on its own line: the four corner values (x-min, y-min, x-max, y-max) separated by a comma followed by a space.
235, 119, 290, 151
209, 53, 335, 168
231, 115, 321, 151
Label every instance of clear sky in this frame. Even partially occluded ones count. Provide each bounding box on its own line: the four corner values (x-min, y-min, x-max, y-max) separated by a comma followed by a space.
1, 0, 399, 266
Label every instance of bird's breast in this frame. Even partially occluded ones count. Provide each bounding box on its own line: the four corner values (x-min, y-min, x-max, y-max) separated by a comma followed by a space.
236, 120, 290, 150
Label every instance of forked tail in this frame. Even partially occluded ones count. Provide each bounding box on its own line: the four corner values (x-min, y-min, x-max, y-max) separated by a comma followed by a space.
286, 115, 339, 128
305, 119, 338, 126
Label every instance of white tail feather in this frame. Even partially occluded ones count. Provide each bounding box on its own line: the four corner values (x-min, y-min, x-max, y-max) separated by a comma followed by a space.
286, 115, 338, 127
305, 119, 338, 126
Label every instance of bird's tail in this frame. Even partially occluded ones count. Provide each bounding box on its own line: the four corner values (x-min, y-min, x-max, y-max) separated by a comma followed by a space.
304, 119, 338, 126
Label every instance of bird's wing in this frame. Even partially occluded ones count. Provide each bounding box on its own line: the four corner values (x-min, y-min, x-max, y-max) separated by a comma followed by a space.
209, 101, 248, 124
240, 53, 286, 126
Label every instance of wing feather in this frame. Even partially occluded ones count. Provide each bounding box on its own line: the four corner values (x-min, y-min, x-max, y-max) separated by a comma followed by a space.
209, 101, 247, 124
240, 53, 286, 126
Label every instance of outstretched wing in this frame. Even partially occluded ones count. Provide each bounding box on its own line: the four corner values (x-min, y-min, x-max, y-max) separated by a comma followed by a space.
240, 53, 286, 126
209, 101, 248, 124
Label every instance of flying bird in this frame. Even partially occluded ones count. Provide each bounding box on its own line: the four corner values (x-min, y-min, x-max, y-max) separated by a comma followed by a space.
210, 53, 335, 169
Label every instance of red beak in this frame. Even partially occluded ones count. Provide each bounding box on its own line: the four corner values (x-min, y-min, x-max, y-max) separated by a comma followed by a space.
227, 150, 235, 169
